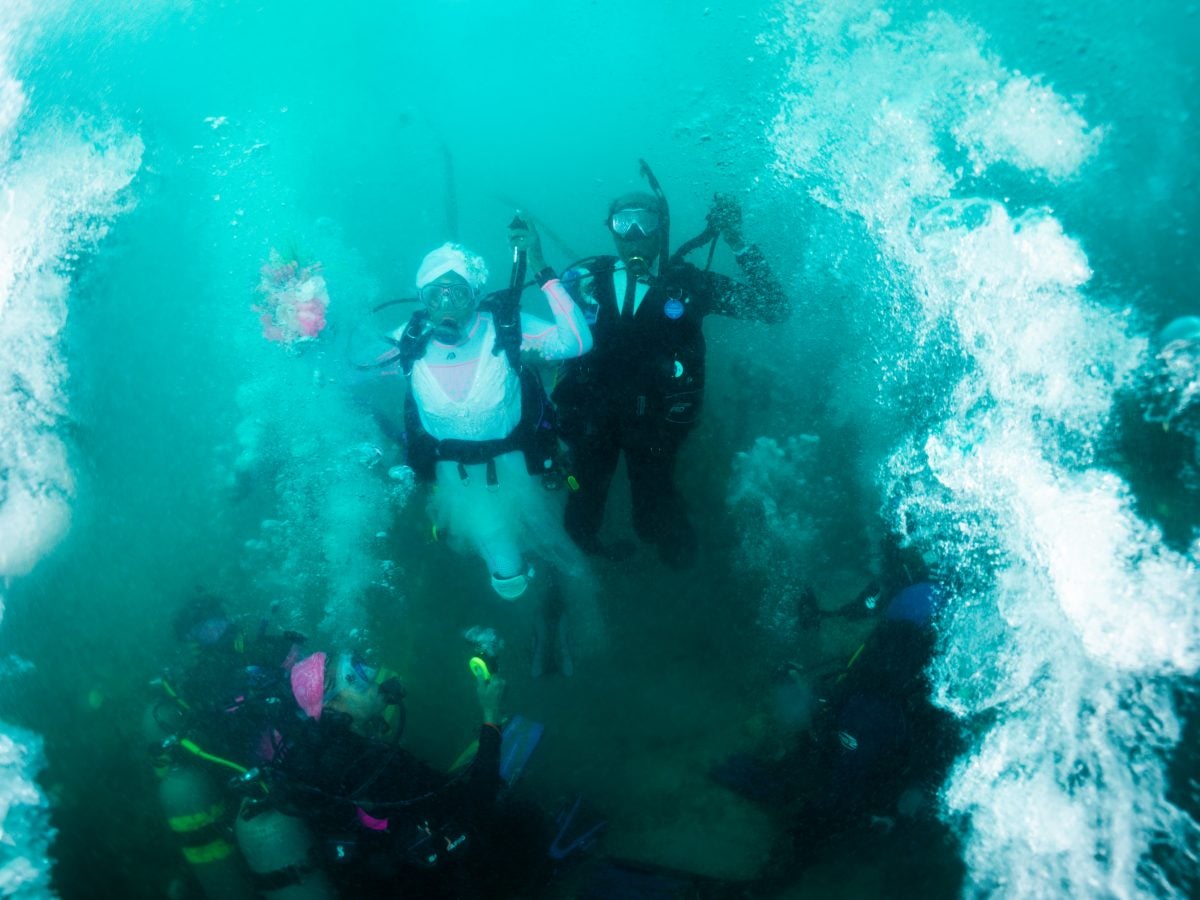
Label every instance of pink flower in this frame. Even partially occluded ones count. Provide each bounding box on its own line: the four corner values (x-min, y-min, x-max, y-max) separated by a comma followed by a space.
295, 300, 327, 338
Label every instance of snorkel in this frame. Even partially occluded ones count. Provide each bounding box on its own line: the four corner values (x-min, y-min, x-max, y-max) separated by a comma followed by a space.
637, 158, 671, 275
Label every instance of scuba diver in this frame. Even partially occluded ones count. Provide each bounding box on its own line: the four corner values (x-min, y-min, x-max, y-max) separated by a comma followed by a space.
261, 650, 550, 898
146, 595, 550, 897
145, 594, 327, 899
395, 222, 592, 602
553, 165, 789, 568
709, 583, 963, 880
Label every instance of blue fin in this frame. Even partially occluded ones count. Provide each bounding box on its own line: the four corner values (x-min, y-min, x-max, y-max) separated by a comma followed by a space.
549, 794, 607, 860
499, 715, 544, 785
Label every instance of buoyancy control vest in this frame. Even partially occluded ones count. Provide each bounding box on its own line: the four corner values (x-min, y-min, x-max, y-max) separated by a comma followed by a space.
555, 256, 706, 432
398, 300, 559, 485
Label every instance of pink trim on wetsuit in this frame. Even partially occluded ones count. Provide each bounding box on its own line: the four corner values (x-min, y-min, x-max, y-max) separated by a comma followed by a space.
518, 280, 592, 360
538, 280, 586, 356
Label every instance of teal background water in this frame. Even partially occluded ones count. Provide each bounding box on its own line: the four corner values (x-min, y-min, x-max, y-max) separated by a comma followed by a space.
1, 1, 1197, 897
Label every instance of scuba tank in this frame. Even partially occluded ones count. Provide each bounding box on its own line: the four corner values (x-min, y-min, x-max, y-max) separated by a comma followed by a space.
235, 801, 338, 900
147, 673, 258, 900
158, 765, 257, 900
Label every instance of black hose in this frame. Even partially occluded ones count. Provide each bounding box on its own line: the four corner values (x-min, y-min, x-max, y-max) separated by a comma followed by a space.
345, 298, 422, 370
670, 226, 719, 268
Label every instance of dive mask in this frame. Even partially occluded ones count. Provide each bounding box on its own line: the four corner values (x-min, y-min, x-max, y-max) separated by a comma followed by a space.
335, 652, 406, 707
334, 652, 379, 696
419, 281, 475, 313
610, 207, 660, 238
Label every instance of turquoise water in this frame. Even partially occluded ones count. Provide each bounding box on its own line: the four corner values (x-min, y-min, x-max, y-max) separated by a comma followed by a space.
1, 1, 1197, 897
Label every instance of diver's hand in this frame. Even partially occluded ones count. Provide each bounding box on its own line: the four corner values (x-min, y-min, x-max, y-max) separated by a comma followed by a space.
508, 217, 546, 272
708, 193, 745, 252
477, 674, 505, 724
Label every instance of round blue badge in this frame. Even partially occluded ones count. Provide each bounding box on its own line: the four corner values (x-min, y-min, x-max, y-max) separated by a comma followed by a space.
663, 297, 685, 319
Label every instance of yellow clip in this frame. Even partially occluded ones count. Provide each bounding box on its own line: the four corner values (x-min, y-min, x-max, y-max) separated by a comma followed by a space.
566, 475, 580, 492
431, 524, 439, 542
468, 657, 491, 683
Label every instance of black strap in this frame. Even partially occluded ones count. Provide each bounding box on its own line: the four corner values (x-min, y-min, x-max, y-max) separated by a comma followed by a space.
670, 225, 719, 269
398, 310, 434, 376
252, 862, 315, 892
435, 430, 524, 467
485, 300, 522, 371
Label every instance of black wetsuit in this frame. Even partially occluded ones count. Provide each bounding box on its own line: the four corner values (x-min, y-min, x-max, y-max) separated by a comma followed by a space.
553, 247, 787, 567
273, 718, 528, 898
801, 623, 958, 833
707, 595, 964, 881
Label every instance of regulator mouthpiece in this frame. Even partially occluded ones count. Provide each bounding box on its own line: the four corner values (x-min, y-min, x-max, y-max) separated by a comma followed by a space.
627, 255, 650, 278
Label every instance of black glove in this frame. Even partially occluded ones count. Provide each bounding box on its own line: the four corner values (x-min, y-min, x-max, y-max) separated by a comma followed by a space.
706, 193, 744, 248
